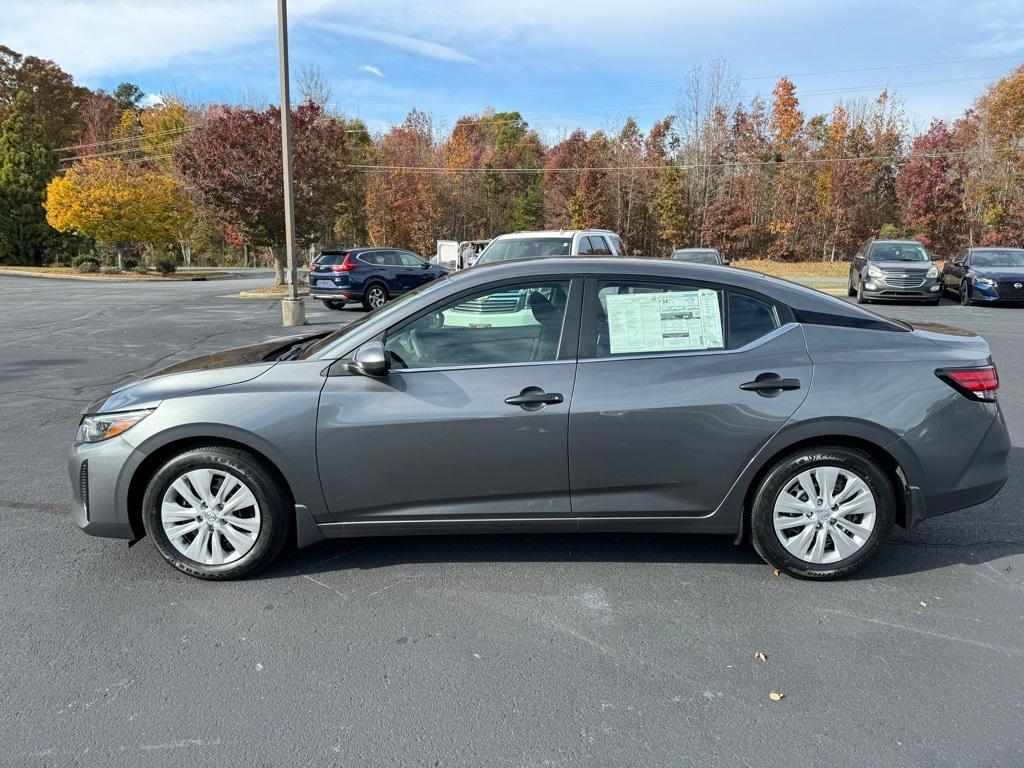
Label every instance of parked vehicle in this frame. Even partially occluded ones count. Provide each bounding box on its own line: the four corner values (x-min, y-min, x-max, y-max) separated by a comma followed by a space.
942, 247, 1024, 306
671, 247, 728, 266
847, 239, 942, 304
308, 247, 447, 311
71, 258, 1008, 581
473, 230, 625, 266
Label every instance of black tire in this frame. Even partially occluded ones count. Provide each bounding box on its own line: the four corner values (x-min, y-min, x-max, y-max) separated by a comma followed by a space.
960, 283, 972, 306
141, 446, 292, 580
855, 281, 867, 304
749, 445, 895, 580
362, 282, 389, 311
847, 276, 856, 297
323, 299, 346, 310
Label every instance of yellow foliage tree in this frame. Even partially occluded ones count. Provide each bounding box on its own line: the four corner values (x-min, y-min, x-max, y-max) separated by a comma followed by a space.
45, 158, 195, 264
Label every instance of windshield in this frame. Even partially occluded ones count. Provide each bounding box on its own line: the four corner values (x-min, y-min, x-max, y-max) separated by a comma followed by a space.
671, 250, 720, 264
868, 243, 929, 262
296, 277, 452, 359
971, 249, 1024, 267
476, 237, 572, 264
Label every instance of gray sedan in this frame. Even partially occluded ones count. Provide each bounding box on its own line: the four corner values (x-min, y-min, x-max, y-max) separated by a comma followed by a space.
70, 259, 1010, 580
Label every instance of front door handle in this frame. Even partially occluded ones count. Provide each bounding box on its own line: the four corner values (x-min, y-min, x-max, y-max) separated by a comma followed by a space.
505, 387, 564, 409
740, 373, 801, 396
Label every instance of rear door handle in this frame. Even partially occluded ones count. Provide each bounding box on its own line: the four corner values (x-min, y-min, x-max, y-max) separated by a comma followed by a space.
740, 373, 801, 395
505, 387, 564, 409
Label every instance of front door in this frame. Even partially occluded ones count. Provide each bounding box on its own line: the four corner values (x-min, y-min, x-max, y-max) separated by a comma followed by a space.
316, 278, 581, 530
568, 277, 812, 518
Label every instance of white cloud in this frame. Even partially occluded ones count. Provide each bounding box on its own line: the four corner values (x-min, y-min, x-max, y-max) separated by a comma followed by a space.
140, 93, 165, 107
358, 65, 384, 78
308, 20, 474, 63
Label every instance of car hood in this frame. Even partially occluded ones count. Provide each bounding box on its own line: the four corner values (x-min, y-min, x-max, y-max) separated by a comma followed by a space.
871, 261, 934, 273
971, 266, 1024, 281
87, 331, 327, 414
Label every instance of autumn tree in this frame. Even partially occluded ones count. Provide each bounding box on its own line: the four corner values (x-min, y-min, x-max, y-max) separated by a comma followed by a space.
0, 46, 88, 150
173, 102, 351, 284
45, 158, 193, 266
0, 91, 58, 264
896, 120, 968, 256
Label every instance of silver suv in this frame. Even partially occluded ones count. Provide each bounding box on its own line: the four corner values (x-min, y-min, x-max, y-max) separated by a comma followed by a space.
473, 229, 625, 266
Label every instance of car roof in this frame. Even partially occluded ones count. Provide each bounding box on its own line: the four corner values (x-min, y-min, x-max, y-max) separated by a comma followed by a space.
673, 247, 720, 252
870, 239, 924, 245
969, 246, 1024, 251
492, 229, 615, 240
320, 246, 411, 255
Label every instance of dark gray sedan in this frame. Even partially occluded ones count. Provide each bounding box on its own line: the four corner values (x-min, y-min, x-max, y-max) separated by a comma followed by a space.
70, 259, 1009, 580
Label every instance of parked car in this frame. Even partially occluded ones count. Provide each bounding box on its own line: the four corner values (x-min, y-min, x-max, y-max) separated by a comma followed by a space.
71, 258, 1008, 581
671, 247, 728, 266
473, 229, 625, 266
942, 247, 1024, 306
308, 247, 446, 311
847, 239, 942, 304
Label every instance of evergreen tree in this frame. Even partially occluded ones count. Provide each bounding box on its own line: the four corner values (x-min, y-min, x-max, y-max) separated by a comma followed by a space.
0, 91, 58, 264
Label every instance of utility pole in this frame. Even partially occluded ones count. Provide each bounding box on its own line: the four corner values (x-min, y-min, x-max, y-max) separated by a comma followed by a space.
277, 0, 305, 326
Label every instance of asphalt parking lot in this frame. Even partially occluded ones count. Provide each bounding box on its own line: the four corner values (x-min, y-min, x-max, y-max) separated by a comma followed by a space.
1, 272, 1022, 767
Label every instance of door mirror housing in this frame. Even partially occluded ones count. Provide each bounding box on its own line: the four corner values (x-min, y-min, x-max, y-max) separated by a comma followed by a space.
349, 341, 389, 376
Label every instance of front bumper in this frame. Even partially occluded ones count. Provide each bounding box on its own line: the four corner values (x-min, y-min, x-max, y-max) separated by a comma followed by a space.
68, 437, 148, 540
968, 282, 1024, 303
861, 276, 942, 301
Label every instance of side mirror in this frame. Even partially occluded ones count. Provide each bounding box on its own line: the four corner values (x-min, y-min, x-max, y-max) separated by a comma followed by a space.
349, 341, 389, 377
721, 259, 731, 266
420, 262, 431, 269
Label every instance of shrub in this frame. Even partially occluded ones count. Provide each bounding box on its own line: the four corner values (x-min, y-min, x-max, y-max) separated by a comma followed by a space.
134, 264, 150, 275
71, 255, 100, 270
100, 265, 121, 275
76, 260, 99, 274
123, 257, 139, 270
153, 258, 177, 276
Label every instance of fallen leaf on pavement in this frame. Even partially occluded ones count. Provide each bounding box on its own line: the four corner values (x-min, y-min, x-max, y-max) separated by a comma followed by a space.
919, 601, 928, 608
754, 652, 768, 662
772, 569, 780, 577
768, 691, 784, 701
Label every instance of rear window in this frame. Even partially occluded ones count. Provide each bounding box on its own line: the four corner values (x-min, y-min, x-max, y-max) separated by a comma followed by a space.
672, 250, 720, 264
477, 237, 572, 264
316, 252, 348, 266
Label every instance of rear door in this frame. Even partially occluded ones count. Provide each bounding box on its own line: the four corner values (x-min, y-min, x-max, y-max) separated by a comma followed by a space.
568, 277, 812, 518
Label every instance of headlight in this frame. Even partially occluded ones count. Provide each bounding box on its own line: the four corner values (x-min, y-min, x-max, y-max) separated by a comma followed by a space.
76, 409, 153, 443
926, 265, 939, 278
867, 264, 883, 279
973, 276, 997, 287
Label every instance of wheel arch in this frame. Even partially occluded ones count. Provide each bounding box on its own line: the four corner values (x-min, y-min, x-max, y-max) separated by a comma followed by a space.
126, 434, 297, 543
728, 422, 918, 545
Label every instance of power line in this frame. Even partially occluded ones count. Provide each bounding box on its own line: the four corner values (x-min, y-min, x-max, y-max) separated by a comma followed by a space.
347, 148, 1000, 174
60, 138, 183, 162
56, 124, 192, 153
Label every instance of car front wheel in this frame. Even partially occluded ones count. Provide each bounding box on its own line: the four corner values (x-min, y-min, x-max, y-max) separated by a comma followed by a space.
749, 446, 895, 579
141, 446, 291, 580
960, 283, 972, 306
362, 284, 388, 311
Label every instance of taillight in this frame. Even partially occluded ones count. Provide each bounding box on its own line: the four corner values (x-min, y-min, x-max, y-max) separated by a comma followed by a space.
331, 253, 358, 272
936, 365, 999, 401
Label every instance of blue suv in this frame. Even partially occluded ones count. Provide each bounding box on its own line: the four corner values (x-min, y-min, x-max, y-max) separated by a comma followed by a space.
308, 247, 447, 311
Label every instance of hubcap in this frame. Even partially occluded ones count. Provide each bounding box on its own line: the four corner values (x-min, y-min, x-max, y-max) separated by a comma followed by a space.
161, 469, 261, 566
773, 465, 876, 565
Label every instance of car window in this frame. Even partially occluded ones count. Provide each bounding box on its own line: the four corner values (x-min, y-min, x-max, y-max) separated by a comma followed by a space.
358, 251, 389, 266
384, 281, 571, 370
587, 280, 724, 358
577, 237, 596, 255
476, 237, 572, 264
397, 251, 424, 267
728, 292, 780, 349
970, 250, 1024, 267
316, 252, 347, 266
867, 243, 929, 262
589, 236, 612, 256
608, 234, 624, 255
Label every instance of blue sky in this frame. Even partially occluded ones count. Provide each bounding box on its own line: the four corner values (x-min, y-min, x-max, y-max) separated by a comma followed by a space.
6, 0, 1024, 137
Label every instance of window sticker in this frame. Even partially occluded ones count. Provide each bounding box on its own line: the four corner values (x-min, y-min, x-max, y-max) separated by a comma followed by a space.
605, 289, 723, 354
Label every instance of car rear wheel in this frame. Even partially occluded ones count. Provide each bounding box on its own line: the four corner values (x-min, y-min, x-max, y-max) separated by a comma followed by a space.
750, 446, 895, 579
323, 299, 345, 310
847, 276, 856, 297
141, 446, 291, 580
362, 283, 388, 311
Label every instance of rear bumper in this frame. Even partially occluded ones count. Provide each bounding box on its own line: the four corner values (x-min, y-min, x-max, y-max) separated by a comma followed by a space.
310, 288, 361, 302
895, 400, 1011, 526
68, 437, 147, 540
